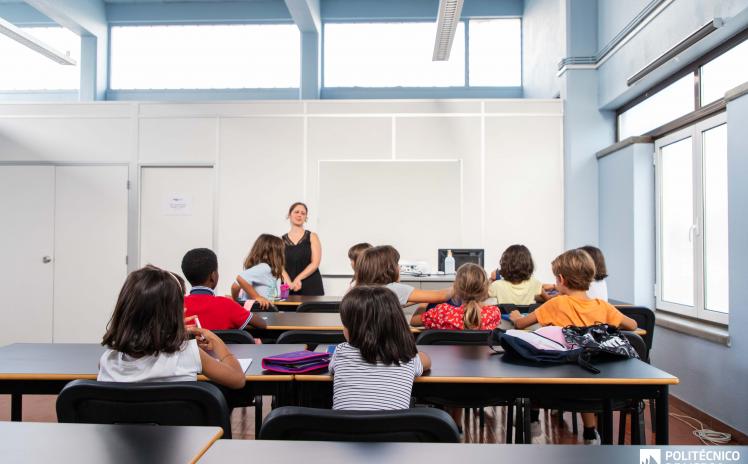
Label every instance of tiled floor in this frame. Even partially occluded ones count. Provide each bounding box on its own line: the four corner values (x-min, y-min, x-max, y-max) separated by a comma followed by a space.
1, 394, 743, 445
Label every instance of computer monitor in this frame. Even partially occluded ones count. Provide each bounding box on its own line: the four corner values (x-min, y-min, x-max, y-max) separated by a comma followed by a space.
437, 249, 484, 272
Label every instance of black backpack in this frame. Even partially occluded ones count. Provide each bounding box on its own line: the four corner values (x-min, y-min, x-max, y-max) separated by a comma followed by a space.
488, 324, 638, 374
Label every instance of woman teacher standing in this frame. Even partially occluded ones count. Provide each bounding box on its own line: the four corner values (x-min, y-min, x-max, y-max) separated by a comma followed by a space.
282, 202, 325, 295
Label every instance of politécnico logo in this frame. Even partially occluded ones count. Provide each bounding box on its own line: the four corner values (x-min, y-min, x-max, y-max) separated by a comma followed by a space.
641, 449, 661, 464
640, 449, 743, 464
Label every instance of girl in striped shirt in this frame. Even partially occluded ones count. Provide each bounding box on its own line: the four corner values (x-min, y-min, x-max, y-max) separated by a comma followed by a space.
330, 286, 431, 410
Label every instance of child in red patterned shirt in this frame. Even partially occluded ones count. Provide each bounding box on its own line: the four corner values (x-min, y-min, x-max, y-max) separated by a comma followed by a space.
411, 263, 501, 330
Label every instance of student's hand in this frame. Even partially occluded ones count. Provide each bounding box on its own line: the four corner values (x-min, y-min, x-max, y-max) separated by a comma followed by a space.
490, 270, 497, 281
509, 310, 522, 322
542, 283, 557, 292
292, 278, 303, 291
254, 338, 263, 345
257, 296, 271, 309
183, 315, 198, 329
187, 327, 216, 351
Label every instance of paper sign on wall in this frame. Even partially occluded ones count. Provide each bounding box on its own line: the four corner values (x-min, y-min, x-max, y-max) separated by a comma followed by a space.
164, 193, 192, 216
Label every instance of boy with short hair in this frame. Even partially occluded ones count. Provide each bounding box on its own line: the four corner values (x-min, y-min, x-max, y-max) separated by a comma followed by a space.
182, 248, 266, 332
509, 248, 637, 445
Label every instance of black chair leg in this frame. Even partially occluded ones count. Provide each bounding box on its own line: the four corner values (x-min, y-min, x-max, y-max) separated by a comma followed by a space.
557, 409, 564, 426
506, 403, 514, 444
618, 411, 627, 444
649, 399, 657, 434
255, 395, 263, 436
571, 411, 578, 434
479, 407, 485, 429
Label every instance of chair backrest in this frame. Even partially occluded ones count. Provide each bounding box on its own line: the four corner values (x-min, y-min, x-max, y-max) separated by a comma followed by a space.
296, 302, 340, 313
416, 329, 491, 345
56, 379, 232, 439
275, 330, 346, 347
621, 331, 649, 363
213, 329, 255, 344
498, 303, 540, 314
259, 406, 459, 443
616, 306, 655, 352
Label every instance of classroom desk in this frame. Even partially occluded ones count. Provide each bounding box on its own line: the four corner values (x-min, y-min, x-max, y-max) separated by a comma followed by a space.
201, 441, 748, 464
0, 342, 304, 422
297, 345, 678, 445
1, 421, 222, 464
273, 295, 344, 308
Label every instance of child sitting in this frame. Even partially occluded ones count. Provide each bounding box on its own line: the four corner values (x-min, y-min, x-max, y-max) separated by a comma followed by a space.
411, 263, 501, 330
347, 242, 372, 287
488, 244, 543, 305
231, 234, 285, 310
354, 245, 452, 306
99, 265, 245, 389
509, 249, 636, 445
579, 245, 608, 301
182, 248, 266, 332
330, 286, 431, 410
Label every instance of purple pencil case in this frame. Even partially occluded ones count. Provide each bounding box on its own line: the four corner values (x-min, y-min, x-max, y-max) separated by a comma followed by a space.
261, 350, 331, 373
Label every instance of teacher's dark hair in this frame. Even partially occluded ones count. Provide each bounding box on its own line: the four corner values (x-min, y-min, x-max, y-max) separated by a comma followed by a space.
340, 286, 417, 365
354, 245, 400, 285
287, 202, 308, 217
102, 265, 186, 357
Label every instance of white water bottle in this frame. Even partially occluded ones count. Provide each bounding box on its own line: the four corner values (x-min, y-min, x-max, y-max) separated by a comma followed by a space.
444, 250, 456, 274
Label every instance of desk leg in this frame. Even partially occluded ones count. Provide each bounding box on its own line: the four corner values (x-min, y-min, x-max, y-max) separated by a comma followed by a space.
601, 399, 613, 444
655, 386, 669, 445
11, 393, 22, 422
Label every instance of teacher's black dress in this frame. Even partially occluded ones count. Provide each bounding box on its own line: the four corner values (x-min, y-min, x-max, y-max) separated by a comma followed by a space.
283, 230, 324, 295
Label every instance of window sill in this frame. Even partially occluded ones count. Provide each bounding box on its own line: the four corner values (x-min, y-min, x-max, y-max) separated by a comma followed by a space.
655, 310, 730, 346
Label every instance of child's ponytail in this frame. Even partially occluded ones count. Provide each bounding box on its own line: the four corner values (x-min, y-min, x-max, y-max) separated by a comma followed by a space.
454, 263, 489, 330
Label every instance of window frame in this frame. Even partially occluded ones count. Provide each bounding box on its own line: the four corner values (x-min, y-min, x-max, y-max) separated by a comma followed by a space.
106, 22, 301, 92
320, 17, 522, 94
655, 112, 728, 325
616, 28, 748, 142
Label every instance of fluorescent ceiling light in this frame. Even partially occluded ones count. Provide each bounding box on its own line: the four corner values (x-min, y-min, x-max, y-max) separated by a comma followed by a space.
432, 0, 464, 61
0, 17, 76, 65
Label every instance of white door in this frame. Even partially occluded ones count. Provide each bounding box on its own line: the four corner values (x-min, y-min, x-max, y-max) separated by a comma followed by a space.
140, 167, 214, 281
53, 166, 129, 343
0, 166, 55, 345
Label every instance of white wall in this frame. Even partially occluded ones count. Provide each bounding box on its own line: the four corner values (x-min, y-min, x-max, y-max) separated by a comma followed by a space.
0, 99, 565, 302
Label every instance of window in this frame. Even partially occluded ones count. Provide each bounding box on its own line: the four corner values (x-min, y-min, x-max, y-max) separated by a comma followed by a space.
655, 114, 729, 324
617, 74, 694, 140
323, 22, 465, 87
110, 25, 300, 90
0, 27, 80, 91
700, 38, 748, 105
617, 33, 748, 141
468, 18, 521, 86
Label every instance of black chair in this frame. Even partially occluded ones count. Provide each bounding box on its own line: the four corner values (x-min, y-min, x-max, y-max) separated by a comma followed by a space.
296, 302, 340, 313
56, 379, 232, 439
415, 330, 518, 442
276, 330, 346, 349
213, 329, 255, 344
259, 406, 459, 443
415, 329, 491, 345
616, 306, 655, 355
616, 306, 656, 434
498, 303, 540, 314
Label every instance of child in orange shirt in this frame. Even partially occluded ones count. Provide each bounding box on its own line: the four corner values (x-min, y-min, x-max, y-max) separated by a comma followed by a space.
509, 248, 637, 444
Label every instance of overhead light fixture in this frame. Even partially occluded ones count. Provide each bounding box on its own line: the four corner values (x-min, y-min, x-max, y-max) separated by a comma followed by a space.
432, 0, 464, 61
0, 16, 76, 65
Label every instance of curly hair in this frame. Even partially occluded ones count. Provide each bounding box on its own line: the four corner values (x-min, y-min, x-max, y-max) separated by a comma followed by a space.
498, 244, 535, 284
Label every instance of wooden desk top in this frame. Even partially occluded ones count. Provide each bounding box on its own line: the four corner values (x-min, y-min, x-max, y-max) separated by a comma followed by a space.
0, 422, 221, 464
0, 343, 305, 382
273, 295, 344, 307
299, 344, 678, 385
201, 440, 723, 464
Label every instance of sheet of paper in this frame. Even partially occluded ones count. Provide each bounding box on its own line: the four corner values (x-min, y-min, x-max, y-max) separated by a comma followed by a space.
238, 358, 252, 373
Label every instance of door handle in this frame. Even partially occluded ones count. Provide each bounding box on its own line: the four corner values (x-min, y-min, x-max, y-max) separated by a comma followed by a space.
42, 256, 52, 264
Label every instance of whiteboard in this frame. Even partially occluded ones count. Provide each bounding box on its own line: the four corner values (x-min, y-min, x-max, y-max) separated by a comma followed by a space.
317, 160, 462, 274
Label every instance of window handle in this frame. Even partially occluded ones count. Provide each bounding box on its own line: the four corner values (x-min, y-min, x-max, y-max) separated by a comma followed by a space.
688, 224, 699, 242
